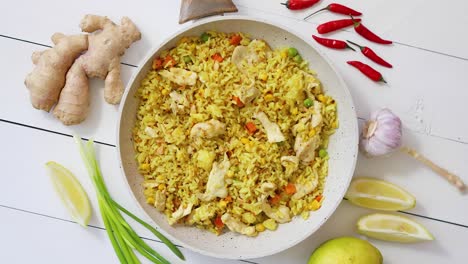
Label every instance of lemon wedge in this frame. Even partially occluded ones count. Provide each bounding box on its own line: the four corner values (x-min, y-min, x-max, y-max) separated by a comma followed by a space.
46, 161, 91, 227
345, 177, 416, 211
357, 213, 434, 243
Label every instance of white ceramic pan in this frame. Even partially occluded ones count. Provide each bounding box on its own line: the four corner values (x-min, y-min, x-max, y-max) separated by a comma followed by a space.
117, 16, 358, 260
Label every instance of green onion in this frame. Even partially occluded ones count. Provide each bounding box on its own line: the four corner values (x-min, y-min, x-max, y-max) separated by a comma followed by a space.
200, 32, 210, 42
74, 136, 185, 263
287, 47, 298, 58
319, 149, 328, 158
183, 55, 192, 63
304, 98, 313, 108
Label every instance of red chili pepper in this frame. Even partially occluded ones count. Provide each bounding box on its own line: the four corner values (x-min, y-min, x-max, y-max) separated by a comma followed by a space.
317, 18, 361, 34
351, 16, 392, 45
312, 35, 355, 51
347, 61, 386, 83
347, 40, 393, 68
305, 3, 362, 20
281, 0, 319, 10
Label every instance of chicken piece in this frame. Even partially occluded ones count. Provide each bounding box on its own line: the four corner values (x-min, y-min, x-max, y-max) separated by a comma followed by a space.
285, 73, 305, 106
280, 156, 299, 175
311, 101, 323, 128
292, 180, 318, 200
294, 135, 320, 164
153, 191, 166, 212
260, 182, 276, 193
231, 46, 259, 71
221, 213, 257, 237
238, 86, 260, 105
159, 67, 197, 86
169, 203, 193, 225
253, 112, 285, 143
292, 117, 310, 137
261, 203, 291, 223
144, 126, 158, 138
199, 154, 230, 201
190, 119, 226, 139
169, 91, 189, 114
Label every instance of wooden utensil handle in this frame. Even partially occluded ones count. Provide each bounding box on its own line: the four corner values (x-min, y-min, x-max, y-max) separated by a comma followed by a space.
401, 146, 466, 192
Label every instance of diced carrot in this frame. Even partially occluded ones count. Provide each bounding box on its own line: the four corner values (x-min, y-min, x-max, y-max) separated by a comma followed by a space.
211, 53, 224, 62
285, 183, 297, 195
245, 122, 258, 135
315, 194, 323, 202
214, 215, 224, 228
230, 34, 242, 46
163, 55, 176, 68
152, 58, 164, 70
232, 95, 245, 107
224, 195, 233, 203
270, 195, 281, 205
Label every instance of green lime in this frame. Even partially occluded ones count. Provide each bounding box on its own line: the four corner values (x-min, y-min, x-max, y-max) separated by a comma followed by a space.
308, 236, 382, 264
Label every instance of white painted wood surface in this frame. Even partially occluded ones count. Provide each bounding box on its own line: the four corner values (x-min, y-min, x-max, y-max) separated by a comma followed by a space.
1, 0, 467, 263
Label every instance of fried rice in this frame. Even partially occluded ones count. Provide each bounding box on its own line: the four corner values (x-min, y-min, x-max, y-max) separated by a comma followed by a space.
132, 31, 338, 236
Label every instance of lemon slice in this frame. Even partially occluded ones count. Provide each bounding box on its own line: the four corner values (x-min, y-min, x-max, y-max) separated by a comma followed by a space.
46, 161, 91, 227
345, 177, 416, 211
357, 213, 434, 243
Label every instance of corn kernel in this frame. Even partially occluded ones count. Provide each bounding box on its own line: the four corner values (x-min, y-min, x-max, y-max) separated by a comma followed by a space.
156, 175, 165, 182
301, 211, 310, 220
178, 36, 190, 44
280, 50, 288, 58
161, 89, 169, 96
264, 94, 274, 102
309, 200, 321, 211
259, 72, 268, 81
317, 94, 325, 103
255, 223, 266, 232
226, 170, 234, 178
240, 138, 249, 144
332, 120, 339, 129
139, 163, 150, 171
218, 200, 228, 208
263, 219, 278, 230
291, 107, 298, 115
158, 184, 166, 191
146, 197, 155, 204
309, 128, 316, 137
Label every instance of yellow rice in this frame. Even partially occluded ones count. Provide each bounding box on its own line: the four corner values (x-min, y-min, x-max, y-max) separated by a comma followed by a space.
132, 31, 338, 236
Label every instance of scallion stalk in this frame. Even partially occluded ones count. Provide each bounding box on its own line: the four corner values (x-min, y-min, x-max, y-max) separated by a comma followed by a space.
74, 136, 185, 263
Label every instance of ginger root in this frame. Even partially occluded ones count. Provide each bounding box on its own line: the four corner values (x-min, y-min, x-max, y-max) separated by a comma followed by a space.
24, 33, 88, 111
25, 15, 141, 125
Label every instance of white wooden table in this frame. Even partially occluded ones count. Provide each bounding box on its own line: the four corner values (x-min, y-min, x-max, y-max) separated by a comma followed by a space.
2, 0, 467, 263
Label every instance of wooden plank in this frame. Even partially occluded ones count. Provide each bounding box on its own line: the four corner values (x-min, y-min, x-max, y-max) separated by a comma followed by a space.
2, 202, 467, 264
0, 206, 247, 264
0, 109, 467, 231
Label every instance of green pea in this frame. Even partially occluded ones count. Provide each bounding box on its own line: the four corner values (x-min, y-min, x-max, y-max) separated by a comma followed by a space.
200, 32, 210, 42
183, 55, 192, 63
293, 54, 303, 63
319, 149, 328, 158
288, 47, 298, 58
304, 98, 313, 108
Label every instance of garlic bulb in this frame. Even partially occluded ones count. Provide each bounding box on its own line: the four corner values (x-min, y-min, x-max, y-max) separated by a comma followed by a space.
360, 108, 402, 157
